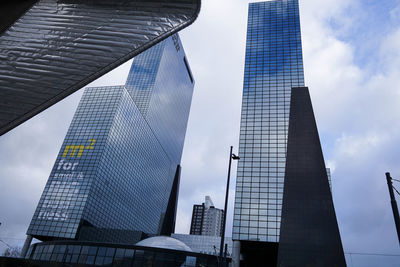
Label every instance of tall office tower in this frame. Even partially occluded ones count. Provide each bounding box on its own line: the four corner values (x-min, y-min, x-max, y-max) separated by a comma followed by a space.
25, 34, 194, 248
232, 1, 346, 266
190, 196, 224, 237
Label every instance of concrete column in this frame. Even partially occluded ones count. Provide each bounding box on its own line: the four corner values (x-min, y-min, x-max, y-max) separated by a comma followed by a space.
20, 235, 32, 258
232, 240, 241, 267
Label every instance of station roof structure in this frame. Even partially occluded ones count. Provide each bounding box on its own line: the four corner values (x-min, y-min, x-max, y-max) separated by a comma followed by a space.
0, 0, 201, 135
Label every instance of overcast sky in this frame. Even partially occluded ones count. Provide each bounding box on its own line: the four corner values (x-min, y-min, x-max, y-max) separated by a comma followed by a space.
1, 0, 400, 266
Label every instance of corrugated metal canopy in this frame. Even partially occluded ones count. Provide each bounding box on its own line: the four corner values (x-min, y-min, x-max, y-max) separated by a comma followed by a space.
0, 0, 201, 135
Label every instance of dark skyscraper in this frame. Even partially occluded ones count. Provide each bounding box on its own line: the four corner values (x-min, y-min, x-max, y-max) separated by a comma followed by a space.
25, 34, 194, 246
232, 1, 345, 266
190, 204, 205, 236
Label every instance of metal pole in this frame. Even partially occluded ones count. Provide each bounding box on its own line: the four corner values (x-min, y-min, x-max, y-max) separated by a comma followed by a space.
224, 243, 228, 267
386, 172, 400, 245
213, 245, 220, 266
220, 146, 233, 261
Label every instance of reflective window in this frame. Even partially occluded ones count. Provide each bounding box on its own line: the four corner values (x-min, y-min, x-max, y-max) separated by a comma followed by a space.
27, 34, 194, 242
233, 0, 304, 242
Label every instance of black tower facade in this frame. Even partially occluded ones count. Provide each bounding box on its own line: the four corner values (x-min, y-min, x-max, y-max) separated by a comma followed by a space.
277, 87, 346, 266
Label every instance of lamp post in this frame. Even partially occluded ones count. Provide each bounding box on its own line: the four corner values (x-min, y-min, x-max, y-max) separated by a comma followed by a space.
386, 172, 400, 245
219, 146, 240, 265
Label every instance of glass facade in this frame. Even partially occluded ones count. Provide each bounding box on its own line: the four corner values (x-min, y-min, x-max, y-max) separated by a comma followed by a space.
125, 34, 194, 165
25, 240, 228, 267
27, 34, 194, 243
233, 0, 304, 243
172, 234, 233, 256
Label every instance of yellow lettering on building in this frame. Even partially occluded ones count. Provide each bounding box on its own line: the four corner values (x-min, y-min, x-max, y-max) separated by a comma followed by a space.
86, 139, 96, 150
62, 139, 96, 158
62, 145, 85, 158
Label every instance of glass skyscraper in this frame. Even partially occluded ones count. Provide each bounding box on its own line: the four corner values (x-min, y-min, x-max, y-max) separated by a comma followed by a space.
26, 34, 194, 245
233, 0, 304, 244
232, 1, 346, 266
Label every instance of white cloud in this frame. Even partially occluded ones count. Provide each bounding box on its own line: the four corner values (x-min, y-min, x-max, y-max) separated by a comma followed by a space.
300, 0, 400, 256
335, 132, 388, 159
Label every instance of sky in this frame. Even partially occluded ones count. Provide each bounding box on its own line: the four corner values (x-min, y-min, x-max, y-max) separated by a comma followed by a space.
1, 0, 400, 266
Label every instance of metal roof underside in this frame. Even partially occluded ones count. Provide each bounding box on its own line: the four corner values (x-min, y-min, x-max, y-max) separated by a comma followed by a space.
0, 0, 201, 135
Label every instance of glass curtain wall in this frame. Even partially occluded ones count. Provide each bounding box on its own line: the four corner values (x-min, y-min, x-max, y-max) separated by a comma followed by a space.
233, 0, 304, 243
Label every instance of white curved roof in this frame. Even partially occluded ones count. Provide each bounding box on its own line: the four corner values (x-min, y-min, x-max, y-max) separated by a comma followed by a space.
136, 236, 192, 252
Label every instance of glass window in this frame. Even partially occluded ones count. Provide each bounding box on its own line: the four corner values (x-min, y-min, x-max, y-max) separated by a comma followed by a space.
106, 247, 115, 257
95, 256, 104, 265
88, 246, 97, 255
86, 255, 95, 265
115, 248, 125, 259
97, 247, 107, 257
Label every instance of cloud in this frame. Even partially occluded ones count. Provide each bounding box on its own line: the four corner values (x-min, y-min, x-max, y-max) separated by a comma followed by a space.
176, 0, 246, 235
300, 0, 400, 261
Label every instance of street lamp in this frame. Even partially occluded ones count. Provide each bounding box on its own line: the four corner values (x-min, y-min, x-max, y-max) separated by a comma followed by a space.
219, 146, 240, 265
385, 172, 400, 245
